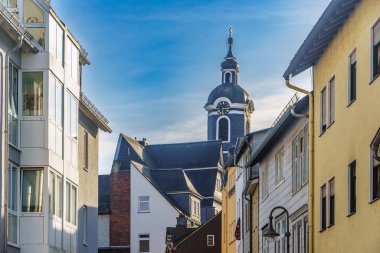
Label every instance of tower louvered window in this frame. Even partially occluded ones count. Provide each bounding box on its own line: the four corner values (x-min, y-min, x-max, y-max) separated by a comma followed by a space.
218, 118, 229, 142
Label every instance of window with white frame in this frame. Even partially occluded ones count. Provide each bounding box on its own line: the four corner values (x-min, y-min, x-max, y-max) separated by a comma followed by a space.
370, 128, 380, 201
49, 15, 64, 66
328, 178, 335, 227
320, 87, 327, 133
245, 202, 250, 232
65, 181, 77, 225
261, 165, 268, 200
21, 168, 43, 212
139, 234, 150, 252
207, 234, 215, 246
320, 184, 326, 231
66, 38, 79, 82
292, 126, 309, 193
275, 148, 285, 185
8, 164, 19, 244
65, 91, 78, 165
348, 161, 356, 214
292, 215, 308, 253
216, 175, 222, 191
275, 215, 286, 253
320, 77, 335, 133
83, 205, 88, 245
49, 73, 63, 157
9, 62, 18, 146
138, 196, 150, 213
83, 131, 89, 170
372, 19, 380, 78
49, 170, 62, 218
24, 0, 46, 49
348, 50, 357, 104
22, 71, 43, 116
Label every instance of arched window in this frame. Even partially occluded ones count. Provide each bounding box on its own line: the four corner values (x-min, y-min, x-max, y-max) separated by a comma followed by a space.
225, 72, 231, 83
217, 117, 229, 142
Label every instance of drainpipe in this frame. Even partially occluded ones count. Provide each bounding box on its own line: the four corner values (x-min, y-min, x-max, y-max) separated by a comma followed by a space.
2, 36, 23, 253
285, 78, 314, 253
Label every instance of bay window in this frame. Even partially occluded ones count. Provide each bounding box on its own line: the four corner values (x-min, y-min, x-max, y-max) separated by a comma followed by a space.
49, 74, 63, 156
23, 0, 45, 48
49, 15, 64, 66
8, 164, 19, 244
9, 62, 18, 146
49, 170, 62, 218
22, 72, 43, 116
21, 169, 43, 212
65, 181, 77, 225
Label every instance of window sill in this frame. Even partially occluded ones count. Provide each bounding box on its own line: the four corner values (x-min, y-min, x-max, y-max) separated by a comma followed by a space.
319, 228, 326, 233
319, 129, 326, 137
8, 143, 21, 152
275, 179, 285, 189
369, 73, 380, 85
83, 167, 88, 172
138, 211, 150, 214
327, 120, 335, 129
83, 242, 88, 246
8, 242, 21, 249
327, 223, 334, 229
347, 98, 356, 108
369, 196, 380, 204
346, 211, 356, 217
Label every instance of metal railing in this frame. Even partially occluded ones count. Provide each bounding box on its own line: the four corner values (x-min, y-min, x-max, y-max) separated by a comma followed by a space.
270, 93, 299, 128
80, 92, 109, 125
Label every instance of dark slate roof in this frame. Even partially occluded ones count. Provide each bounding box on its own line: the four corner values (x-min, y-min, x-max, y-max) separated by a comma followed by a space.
98, 175, 110, 214
184, 169, 218, 198
205, 83, 250, 106
145, 140, 222, 169
248, 96, 309, 166
283, 0, 361, 78
234, 128, 270, 162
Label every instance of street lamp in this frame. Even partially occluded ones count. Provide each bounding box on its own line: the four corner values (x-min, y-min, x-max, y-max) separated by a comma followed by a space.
263, 206, 291, 253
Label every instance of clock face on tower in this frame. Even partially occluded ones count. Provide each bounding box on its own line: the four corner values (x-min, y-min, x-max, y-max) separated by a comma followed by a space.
216, 101, 231, 115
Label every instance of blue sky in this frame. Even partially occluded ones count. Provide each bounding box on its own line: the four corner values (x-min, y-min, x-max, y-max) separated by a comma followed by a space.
52, 0, 330, 174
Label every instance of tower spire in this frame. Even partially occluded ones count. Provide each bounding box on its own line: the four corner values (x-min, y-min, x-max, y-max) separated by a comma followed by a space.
226, 26, 235, 59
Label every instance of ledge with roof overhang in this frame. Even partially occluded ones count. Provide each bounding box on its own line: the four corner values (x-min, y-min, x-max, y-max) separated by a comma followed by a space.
283, 0, 361, 79
79, 92, 112, 133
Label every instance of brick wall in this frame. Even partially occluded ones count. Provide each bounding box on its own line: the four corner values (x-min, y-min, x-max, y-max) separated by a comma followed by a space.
110, 171, 130, 246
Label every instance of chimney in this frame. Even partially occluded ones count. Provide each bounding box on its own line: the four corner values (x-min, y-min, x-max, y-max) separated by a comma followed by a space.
176, 214, 188, 228
138, 137, 148, 147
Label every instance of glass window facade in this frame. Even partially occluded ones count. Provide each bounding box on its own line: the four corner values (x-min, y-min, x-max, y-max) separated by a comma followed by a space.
22, 72, 43, 116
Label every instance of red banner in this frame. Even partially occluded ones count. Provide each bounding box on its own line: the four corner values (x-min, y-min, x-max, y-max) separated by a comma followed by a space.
235, 217, 241, 240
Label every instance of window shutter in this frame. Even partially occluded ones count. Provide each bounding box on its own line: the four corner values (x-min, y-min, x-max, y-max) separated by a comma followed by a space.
374, 20, 380, 46
329, 79, 335, 124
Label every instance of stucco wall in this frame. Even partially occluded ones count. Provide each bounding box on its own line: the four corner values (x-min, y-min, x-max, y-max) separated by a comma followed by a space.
131, 164, 179, 253
312, 1, 380, 252
222, 166, 236, 253
98, 214, 110, 247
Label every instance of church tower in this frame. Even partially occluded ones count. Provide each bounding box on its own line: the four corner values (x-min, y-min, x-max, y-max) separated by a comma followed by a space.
204, 28, 254, 157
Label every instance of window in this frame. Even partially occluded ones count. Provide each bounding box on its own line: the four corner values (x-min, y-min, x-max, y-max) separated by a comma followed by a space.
65, 181, 77, 225
7, 0, 17, 8
225, 72, 231, 83
207, 235, 215, 246
66, 38, 79, 82
138, 196, 150, 213
9, 62, 18, 146
328, 178, 335, 226
8, 164, 19, 244
49, 74, 63, 156
49, 16, 64, 66
262, 225, 270, 253
245, 202, 250, 232
320, 184, 326, 231
292, 126, 309, 193
348, 161, 356, 214
328, 77, 335, 126
22, 72, 43, 116
261, 165, 268, 200
65, 91, 78, 165
49, 171, 62, 218
320, 87, 327, 133
275, 148, 285, 185
83, 205, 88, 244
372, 19, 380, 78
217, 117, 229, 142
83, 131, 89, 170
371, 128, 380, 201
292, 216, 308, 253
275, 216, 286, 253
23, 0, 44, 23
139, 234, 150, 252
21, 169, 43, 212
348, 50, 357, 103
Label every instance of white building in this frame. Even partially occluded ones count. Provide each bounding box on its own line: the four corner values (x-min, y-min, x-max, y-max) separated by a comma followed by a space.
250, 95, 309, 253
0, 1, 108, 252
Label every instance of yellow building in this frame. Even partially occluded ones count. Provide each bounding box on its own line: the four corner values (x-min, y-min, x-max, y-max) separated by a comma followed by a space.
284, 0, 380, 252
222, 165, 236, 253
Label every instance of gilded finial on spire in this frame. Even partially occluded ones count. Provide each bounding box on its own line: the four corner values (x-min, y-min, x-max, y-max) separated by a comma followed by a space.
228, 26, 233, 46
229, 26, 233, 38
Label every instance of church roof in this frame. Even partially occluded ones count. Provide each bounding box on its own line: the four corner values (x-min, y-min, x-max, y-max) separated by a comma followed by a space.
205, 83, 250, 106
110, 134, 223, 216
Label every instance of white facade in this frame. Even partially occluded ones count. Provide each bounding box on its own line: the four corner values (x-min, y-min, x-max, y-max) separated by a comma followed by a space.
131, 163, 180, 253
1, 1, 89, 252
258, 117, 309, 253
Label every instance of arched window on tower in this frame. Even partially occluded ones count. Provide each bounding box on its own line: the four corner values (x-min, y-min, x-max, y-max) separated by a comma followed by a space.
217, 117, 229, 142
225, 72, 231, 83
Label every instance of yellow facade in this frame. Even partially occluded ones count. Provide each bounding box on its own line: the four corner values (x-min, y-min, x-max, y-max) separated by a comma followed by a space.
312, 1, 380, 252
222, 166, 236, 253
250, 187, 259, 253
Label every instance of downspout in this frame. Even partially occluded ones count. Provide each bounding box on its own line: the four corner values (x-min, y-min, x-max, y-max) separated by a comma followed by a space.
2, 36, 23, 253
285, 78, 314, 253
